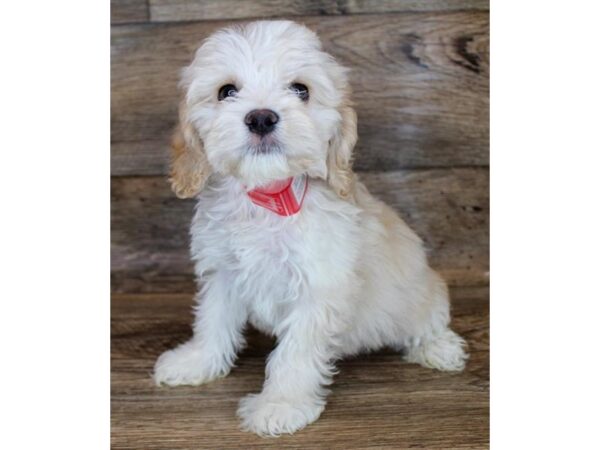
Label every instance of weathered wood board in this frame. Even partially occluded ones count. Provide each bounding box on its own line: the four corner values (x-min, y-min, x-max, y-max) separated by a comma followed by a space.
111, 0, 149, 24
111, 12, 489, 176
148, 0, 489, 22
111, 168, 489, 293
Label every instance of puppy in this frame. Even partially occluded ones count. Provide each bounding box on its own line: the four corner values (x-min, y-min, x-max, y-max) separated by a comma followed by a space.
154, 20, 468, 437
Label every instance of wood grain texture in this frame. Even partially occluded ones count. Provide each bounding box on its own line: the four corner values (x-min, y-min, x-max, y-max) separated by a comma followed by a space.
149, 0, 489, 22
111, 0, 149, 24
111, 286, 489, 449
111, 11, 489, 176
111, 168, 489, 293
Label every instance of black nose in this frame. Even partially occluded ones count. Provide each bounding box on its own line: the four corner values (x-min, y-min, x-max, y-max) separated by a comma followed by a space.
244, 109, 279, 136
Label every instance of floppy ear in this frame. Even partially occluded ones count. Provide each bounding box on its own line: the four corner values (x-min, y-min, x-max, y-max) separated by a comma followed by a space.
327, 102, 358, 199
169, 101, 212, 199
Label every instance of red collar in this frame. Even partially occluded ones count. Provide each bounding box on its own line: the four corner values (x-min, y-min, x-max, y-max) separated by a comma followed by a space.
246, 175, 308, 216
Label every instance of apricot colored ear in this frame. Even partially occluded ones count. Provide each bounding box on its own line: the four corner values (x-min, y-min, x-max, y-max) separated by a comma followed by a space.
169, 102, 211, 199
327, 103, 357, 199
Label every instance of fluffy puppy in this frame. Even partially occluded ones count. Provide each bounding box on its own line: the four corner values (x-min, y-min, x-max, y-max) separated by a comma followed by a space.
154, 20, 468, 437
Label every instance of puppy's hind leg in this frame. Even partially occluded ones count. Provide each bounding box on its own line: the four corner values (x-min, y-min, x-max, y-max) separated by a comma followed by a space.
401, 273, 469, 372
404, 328, 468, 372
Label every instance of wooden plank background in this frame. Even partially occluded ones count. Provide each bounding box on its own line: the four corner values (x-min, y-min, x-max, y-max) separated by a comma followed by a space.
111, 0, 148, 23
111, 168, 488, 293
111, 1, 490, 447
149, 0, 490, 22
111, 1, 489, 294
112, 11, 489, 176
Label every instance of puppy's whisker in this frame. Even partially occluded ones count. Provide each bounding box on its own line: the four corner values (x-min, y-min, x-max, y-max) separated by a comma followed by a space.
248, 141, 282, 155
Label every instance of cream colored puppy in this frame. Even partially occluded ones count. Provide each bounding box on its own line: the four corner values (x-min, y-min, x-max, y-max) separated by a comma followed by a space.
154, 20, 468, 437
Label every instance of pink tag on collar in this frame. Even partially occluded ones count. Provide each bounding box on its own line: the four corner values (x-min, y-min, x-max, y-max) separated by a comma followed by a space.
247, 175, 308, 216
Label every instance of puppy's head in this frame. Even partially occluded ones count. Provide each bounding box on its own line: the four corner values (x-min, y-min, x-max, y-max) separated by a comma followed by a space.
170, 20, 357, 198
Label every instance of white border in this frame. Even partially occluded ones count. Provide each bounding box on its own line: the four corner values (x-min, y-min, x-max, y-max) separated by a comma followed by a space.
492, 0, 600, 448
1, 1, 109, 449
2, 0, 600, 448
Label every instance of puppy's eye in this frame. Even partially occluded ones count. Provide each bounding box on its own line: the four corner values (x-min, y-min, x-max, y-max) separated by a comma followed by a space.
289, 83, 309, 102
218, 84, 238, 101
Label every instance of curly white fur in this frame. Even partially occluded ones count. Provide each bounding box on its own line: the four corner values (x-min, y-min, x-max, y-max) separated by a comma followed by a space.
154, 20, 468, 437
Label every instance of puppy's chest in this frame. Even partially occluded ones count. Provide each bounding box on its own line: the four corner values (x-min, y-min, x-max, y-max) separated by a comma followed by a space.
231, 219, 306, 297
190, 183, 361, 330
193, 205, 311, 303
217, 216, 310, 332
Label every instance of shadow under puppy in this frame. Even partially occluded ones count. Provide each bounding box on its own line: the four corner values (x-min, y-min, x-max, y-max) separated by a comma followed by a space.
154, 20, 468, 437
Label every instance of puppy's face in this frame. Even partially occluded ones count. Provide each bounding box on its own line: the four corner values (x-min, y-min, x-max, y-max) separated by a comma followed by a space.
171, 21, 357, 196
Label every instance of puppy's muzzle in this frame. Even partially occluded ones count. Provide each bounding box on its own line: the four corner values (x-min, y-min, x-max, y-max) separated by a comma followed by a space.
244, 109, 279, 136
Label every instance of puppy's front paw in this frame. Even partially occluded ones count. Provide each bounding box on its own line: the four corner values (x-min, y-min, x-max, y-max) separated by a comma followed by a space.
237, 393, 324, 437
153, 342, 227, 387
